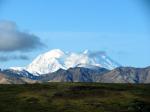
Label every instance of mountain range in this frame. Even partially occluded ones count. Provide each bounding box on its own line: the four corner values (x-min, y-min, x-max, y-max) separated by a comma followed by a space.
11, 49, 120, 75
0, 49, 150, 84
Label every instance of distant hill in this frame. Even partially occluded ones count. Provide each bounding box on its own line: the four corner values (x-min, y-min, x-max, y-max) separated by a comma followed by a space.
0, 66, 150, 84
0, 69, 40, 84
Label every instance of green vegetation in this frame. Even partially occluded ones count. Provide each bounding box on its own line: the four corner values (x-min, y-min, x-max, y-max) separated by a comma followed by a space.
0, 83, 150, 112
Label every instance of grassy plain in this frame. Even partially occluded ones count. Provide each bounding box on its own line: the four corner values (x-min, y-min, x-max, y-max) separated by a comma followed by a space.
0, 83, 150, 112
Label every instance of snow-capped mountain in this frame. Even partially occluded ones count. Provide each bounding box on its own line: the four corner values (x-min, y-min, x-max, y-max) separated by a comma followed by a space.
24, 49, 120, 75
4, 49, 150, 83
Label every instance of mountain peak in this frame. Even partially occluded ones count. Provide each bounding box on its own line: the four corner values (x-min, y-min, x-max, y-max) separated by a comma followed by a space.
83, 49, 89, 54
43, 49, 64, 58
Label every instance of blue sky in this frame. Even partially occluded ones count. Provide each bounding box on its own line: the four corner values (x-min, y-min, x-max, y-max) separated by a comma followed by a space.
0, 0, 150, 68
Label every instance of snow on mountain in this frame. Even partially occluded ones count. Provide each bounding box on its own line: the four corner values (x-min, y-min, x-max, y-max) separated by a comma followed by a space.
26, 49, 66, 75
76, 64, 104, 70
10, 67, 24, 71
24, 49, 120, 75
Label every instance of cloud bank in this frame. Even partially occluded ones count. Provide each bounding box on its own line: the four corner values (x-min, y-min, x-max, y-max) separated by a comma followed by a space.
0, 55, 29, 62
0, 20, 44, 52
